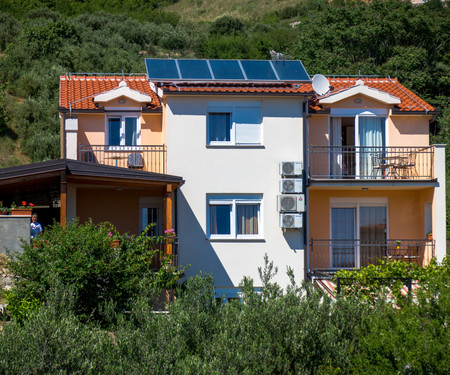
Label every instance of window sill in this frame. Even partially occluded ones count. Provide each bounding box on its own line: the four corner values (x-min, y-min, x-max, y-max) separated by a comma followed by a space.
206, 145, 265, 149
206, 237, 265, 242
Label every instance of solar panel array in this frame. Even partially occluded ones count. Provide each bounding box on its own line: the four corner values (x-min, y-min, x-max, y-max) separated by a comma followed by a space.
145, 59, 310, 82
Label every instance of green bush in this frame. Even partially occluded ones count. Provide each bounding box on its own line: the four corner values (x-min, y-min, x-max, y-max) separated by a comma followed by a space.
5, 220, 184, 323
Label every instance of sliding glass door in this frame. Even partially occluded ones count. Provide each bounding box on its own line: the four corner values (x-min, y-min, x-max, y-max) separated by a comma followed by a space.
331, 203, 387, 268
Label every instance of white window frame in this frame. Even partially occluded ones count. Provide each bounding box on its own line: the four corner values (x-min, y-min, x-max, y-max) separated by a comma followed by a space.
105, 112, 141, 149
207, 102, 262, 146
207, 194, 263, 240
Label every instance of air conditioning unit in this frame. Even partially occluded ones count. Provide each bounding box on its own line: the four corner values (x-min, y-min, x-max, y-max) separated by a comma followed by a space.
280, 213, 303, 229
279, 161, 302, 176
277, 194, 305, 212
280, 178, 303, 193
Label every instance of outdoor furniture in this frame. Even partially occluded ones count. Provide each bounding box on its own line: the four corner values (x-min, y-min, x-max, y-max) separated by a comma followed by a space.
83, 151, 97, 163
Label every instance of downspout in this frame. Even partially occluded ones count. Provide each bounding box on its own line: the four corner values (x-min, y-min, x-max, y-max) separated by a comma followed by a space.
304, 97, 310, 281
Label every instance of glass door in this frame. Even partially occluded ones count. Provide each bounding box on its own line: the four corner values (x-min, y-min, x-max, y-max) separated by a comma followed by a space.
359, 206, 387, 266
331, 208, 356, 268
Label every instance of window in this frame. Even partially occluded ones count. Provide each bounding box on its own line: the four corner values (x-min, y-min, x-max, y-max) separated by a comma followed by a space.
207, 104, 262, 145
107, 114, 140, 146
208, 195, 262, 239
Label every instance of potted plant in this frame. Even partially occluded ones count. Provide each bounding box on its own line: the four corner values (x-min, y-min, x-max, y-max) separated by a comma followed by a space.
0, 202, 10, 215
10, 201, 34, 216
426, 231, 432, 241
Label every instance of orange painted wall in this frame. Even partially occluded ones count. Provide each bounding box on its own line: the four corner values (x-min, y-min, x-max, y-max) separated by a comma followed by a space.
309, 187, 434, 267
141, 114, 162, 144
388, 116, 430, 146
78, 114, 105, 145
309, 115, 329, 146
76, 187, 156, 234
77, 113, 163, 146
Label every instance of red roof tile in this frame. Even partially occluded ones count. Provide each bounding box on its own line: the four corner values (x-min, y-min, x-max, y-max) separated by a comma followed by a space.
309, 77, 434, 113
59, 75, 161, 111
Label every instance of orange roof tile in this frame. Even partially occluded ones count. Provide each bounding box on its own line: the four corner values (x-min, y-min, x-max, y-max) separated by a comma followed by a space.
59, 75, 434, 114
158, 82, 314, 95
308, 77, 434, 113
59, 75, 161, 111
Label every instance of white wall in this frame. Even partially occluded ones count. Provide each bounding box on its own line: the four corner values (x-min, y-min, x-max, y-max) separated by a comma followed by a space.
166, 95, 305, 291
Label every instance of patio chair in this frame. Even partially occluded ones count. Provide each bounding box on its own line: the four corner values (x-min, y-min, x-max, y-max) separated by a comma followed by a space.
83, 151, 97, 163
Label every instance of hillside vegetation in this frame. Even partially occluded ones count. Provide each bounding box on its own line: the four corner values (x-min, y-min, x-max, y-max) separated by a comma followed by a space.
0, 0, 448, 166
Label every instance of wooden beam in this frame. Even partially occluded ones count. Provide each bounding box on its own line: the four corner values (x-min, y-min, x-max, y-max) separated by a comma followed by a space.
60, 172, 67, 228
164, 184, 174, 255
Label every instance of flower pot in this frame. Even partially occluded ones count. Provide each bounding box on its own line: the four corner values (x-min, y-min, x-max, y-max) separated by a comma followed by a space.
0, 209, 9, 215
11, 208, 32, 216
427, 234, 432, 241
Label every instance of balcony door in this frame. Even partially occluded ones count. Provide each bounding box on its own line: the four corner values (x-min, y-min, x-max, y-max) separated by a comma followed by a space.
330, 114, 385, 178
331, 200, 387, 268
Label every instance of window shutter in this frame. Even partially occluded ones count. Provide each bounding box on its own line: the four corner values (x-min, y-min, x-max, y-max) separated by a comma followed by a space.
234, 106, 262, 144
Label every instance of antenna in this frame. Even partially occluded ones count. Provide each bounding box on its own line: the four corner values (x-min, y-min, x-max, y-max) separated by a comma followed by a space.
312, 74, 330, 96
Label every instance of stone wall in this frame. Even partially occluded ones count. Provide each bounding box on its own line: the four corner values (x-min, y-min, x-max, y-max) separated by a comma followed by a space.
0, 215, 30, 255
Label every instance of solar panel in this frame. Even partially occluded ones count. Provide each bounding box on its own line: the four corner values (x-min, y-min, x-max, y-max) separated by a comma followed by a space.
209, 60, 245, 80
272, 60, 309, 81
178, 59, 212, 80
145, 59, 310, 82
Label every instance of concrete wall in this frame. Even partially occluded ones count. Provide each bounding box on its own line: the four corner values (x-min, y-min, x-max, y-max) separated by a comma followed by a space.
166, 95, 305, 291
0, 216, 30, 254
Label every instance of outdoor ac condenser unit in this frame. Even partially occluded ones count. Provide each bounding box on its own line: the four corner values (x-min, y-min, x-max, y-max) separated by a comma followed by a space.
280, 213, 303, 229
279, 161, 302, 176
280, 178, 303, 193
277, 194, 305, 212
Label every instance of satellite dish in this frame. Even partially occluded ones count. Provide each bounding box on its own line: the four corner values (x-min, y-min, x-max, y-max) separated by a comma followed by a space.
312, 74, 330, 96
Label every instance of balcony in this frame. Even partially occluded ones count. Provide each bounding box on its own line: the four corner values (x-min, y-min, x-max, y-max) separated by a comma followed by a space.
309, 239, 435, 276
309, 146, 434, 180
78, 145, 166, 174
148, 238, 178, 270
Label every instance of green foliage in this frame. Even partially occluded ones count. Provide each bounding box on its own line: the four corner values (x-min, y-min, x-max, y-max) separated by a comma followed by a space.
209, 16, 245, 36
1, 255, 449, 373
5, 220, 184, 322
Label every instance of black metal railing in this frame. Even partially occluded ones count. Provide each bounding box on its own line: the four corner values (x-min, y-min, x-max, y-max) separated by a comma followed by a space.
78, 145, 166, 174
309, 146, 433, 180
309, 239, 434, 274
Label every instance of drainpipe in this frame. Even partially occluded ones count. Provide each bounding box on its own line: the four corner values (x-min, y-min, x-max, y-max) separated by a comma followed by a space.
304, 97, 310, 281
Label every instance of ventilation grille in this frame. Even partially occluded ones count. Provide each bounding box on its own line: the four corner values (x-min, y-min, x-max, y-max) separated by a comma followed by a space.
279, 161, 302, 176
280, 213, 303, 228
280, 178, 303, 193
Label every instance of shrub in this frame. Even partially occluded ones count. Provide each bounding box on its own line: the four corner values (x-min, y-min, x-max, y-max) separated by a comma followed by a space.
5, 220, 184, 323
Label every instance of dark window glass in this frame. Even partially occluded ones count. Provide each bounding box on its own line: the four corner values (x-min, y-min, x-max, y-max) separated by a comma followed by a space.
209, 113, 231, 142
210, 205, 231, 235
108, 118, 121, 145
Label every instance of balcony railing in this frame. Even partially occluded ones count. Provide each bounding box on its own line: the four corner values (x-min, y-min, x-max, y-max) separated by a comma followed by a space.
148, 237, 178, 270
309, 239, 435, 275
78, 145, 166, 174
309, 146, 433, 180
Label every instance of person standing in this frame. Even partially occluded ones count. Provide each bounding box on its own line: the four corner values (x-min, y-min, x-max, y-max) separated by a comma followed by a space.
30, 213, 43, 239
